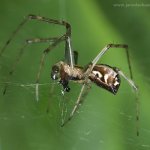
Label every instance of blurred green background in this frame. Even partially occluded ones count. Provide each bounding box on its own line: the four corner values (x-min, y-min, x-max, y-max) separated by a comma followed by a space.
0, 0, 150, 150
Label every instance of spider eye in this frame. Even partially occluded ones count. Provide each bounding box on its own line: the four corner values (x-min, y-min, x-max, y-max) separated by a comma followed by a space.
51, 65, 60, 80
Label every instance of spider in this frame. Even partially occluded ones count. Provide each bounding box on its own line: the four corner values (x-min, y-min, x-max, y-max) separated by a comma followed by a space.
0, 14, 139, 135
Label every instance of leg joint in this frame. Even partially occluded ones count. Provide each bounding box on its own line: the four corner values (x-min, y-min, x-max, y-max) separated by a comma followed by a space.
107, 43, 128, 49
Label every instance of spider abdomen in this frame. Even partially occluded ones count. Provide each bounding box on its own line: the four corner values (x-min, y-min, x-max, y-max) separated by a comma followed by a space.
89, 64, 120, 94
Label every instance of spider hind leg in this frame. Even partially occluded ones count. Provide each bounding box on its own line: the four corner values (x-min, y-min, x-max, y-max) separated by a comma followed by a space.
116, 69, 139, 136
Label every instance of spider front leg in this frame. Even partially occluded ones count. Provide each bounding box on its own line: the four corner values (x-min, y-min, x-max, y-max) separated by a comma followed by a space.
0, 14, 75, 100
2, 37, 62, 95
0, 14, 72, 57
35, 35, 67, 101
0, 14, 75, 69
35, 35, 75, 101
0, 18, 28, 57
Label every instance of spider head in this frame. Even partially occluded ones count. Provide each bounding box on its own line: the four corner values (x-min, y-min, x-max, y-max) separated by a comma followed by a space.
51, 65, 60, 80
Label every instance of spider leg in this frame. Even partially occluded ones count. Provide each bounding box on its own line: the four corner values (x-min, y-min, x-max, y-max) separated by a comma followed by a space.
2, 37, 63, 95
65, 37, 75, 68
0, 14, 74, 67
26, 37, 59, 44
35, 35, 67, 101
61, 83, 91, 127
117, 69, 139, 136
73, 51, 78, 65
0, 18, 28, 57
91, 44, 133, 79
89, 44, 139, 135
117, 70, 137, 91
0, 14, 74, 99
3, 43, 28, 95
